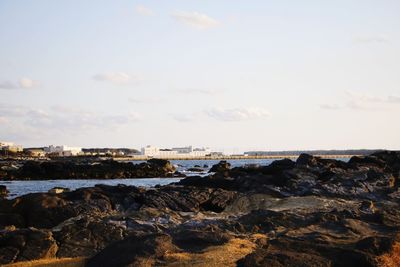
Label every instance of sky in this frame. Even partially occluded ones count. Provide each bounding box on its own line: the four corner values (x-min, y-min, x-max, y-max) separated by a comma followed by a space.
0, 0, 400, 153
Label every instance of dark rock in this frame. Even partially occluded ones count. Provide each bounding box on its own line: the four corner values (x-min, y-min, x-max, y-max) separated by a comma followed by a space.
86, 233, 177, 267
3, 159, 178, 180
54, 216, 127, 258
209, 160, 231, 174
172, 229, 232, 252
187, 167, 205, 172
237, 248, 332, 267
0, 185, 9, 199
0, 228, 58, 265
0, 213, 25, 229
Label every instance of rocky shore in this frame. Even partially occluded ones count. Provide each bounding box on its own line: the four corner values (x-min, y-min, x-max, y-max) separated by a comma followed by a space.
0, 158, 182, 180
0, 151, 400, 266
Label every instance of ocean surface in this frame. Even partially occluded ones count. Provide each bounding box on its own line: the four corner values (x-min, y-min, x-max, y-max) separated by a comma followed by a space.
0, 158, 348, 198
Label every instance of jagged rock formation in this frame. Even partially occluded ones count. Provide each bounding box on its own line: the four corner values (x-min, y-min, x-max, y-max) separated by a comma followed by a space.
0, 158, 181, 180
0, 151, 399, 266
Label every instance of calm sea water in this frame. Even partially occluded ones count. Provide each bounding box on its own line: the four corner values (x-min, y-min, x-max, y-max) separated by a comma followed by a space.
0, 178, 183, 198
0, 158, 348, 198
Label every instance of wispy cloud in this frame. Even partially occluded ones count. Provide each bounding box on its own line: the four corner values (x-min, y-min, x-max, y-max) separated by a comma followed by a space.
135, 5, 155, 16
346, 91, 400, 105
177, 88, 220, 95
0, 117, 8, 124
321, 91, 400, 111
171, 113, 198, 122
0, 78, 38, 89
205, 107, 270, 122
387, 95, 400, 103
172, 11, 219, 30
93, 72, 141, 84
0, 103, 141, 134
128, 97, 163, 104
354, 34, 389, 44
320, 104, 341, 110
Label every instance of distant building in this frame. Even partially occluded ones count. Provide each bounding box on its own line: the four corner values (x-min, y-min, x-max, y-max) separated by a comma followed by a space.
82, 148, 140, 156
158, 149, 178, 157
24, 148, 46, 157
141, 145, 212, 158
141, 145, 160, 157
191, 147, 211, 157
0, 142, 14, 147
44, 145, 82, 156
0, 141, 23, 153
172, 146, 193, 154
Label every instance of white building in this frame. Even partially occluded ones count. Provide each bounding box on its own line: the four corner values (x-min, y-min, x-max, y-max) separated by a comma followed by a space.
141, 145, 211, 158
158, 149, 178, 158
172, 146, 193, 154
191, 147, 211, 157
45, 145, 82, 156
141, 145, 160, 157
0, 142, 14, 147
0, 141, 23, 152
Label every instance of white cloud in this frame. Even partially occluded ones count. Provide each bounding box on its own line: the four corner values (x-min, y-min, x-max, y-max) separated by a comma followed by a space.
172, 11, 219, 30
93, 72, 140, 84
0, 103, 141, 134
0, 77, 38, 89
205, 107, 270, 121
135, 5, 155, 16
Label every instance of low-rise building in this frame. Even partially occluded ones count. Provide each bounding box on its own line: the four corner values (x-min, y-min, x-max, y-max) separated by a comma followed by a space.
24, 148, 46, 157
141, 145, 160, 157
141, 145, 212, 158
0, 141, 23, 153
172, 146, 193, 154
44, 145, 82, 156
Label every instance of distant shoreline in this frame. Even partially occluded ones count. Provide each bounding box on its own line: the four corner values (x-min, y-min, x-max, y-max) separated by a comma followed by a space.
0, 154, 363, 162
114, 154, 360, 161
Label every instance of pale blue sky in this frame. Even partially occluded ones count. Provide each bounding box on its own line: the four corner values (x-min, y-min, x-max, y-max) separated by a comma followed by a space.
1, 0, 399, 152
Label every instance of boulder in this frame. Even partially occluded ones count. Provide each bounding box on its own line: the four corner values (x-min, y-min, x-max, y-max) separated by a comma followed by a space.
54, 216, 127, 258
86, 233, 177, 267
0, 228, 58, 265
209, 160, 231, 174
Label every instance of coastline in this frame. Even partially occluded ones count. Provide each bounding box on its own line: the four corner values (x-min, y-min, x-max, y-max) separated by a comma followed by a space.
114, 154, 359, 161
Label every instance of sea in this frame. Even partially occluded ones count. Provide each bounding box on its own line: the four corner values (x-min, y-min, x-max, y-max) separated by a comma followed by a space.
0, 158, 348, 198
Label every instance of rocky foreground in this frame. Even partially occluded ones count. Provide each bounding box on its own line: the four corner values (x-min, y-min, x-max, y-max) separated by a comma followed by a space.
0, 158, 181, 180
0, 151, 400, 266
